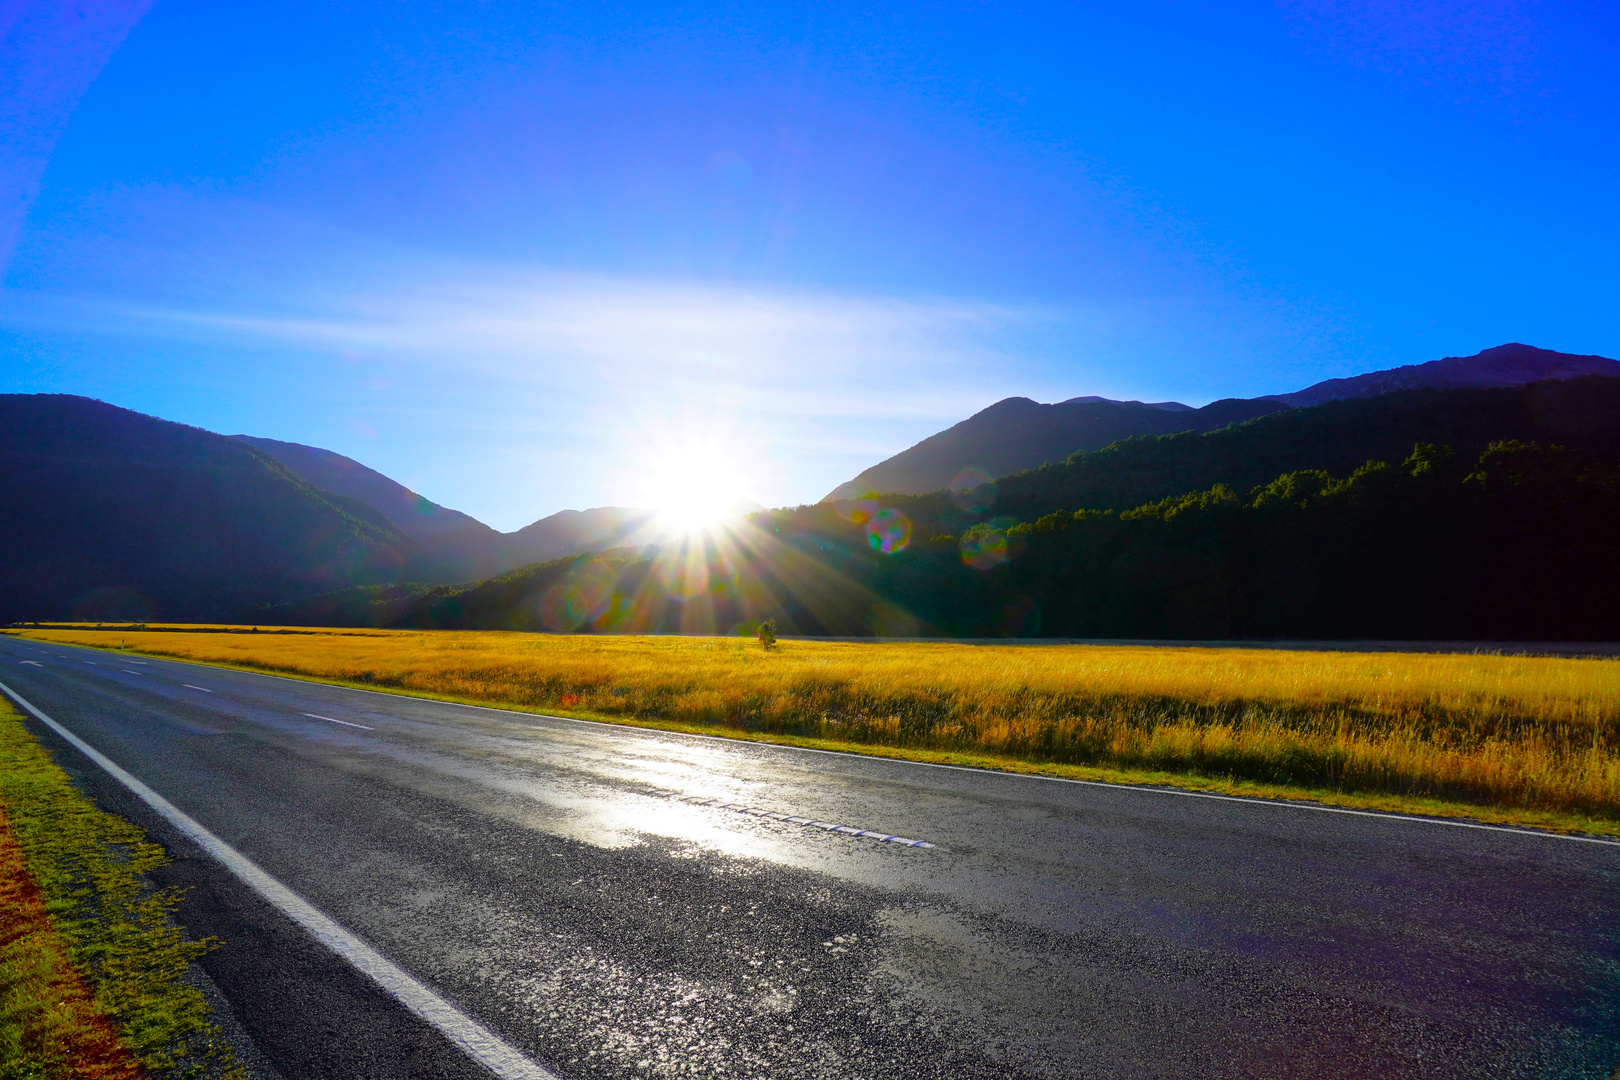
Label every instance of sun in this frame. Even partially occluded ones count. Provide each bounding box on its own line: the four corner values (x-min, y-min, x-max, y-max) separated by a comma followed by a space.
640, 444, 753, 536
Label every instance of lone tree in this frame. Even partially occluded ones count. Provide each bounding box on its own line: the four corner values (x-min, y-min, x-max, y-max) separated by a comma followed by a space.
757, 618, 778, 650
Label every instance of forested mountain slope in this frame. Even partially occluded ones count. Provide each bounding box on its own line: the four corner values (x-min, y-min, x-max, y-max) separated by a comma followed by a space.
268, 434, 1620, 640
866, 374, 1620, 539
235, 434, 513, 582
824, 395, 1285, 500
237, 437, 670, 578
826, 343, 1619, 502
1266, 342, 1620, 407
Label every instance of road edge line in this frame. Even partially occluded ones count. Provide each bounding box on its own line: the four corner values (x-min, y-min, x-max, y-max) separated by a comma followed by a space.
0, 677, 559, 1080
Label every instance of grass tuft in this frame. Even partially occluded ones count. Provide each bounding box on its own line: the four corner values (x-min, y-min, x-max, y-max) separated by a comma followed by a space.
0, 702, 245, 1079
0, 799, 143, 1080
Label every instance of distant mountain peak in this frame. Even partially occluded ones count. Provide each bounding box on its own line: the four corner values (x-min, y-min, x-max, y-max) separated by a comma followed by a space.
823, 343, 1619, 502
822, 395, 1285, 501
1267, 343, 1620, 408
233, 435, 492, 541
1060, 395, 1193, 412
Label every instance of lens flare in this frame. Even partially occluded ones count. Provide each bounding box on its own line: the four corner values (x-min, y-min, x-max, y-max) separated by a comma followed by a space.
539, 559, 618, 630
949, 467, 996, 514
834, 497, 878, 525
867, 601, 920, 636
866, 507, 912, 554
959, 517, 1021, 570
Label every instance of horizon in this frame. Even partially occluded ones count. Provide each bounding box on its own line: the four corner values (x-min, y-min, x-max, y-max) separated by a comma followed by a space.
12, 335, 1602, 535
3, 2, 1618, 529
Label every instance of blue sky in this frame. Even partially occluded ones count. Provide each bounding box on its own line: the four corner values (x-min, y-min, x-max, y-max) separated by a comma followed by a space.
2, 0, 1616, 529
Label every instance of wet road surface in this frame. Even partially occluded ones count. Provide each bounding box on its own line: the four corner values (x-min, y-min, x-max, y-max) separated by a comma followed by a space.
1, 634, 1617, 1079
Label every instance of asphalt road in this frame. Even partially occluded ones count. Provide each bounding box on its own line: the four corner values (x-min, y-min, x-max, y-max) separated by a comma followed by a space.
1, 634, 1617, 1080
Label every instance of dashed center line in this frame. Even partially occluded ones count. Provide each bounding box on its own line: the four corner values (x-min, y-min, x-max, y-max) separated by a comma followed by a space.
303, 712, 373, 730
183, 684, 213, 692
123, 670, 143, 675
660, 792, 938, 849
19, 661, 42, 667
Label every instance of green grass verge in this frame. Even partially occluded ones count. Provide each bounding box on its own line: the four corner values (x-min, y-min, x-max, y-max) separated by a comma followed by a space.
61, 639, 1620, 842
0, 702, 246, 1080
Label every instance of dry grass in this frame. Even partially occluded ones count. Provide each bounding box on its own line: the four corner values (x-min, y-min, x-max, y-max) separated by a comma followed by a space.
16, 627, 1620, 829
0, 701, 246, 1079
0, 802, 143, 1080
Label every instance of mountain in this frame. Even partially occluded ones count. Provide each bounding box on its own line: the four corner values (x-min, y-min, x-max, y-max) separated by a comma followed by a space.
233, 435, 494, 543
234, 437, 712, 577
263, 379, 1620, 640
824, 396, 1286, 501
1061, 396, 1194, 411
984, 373, 1620, 525
0, 395, 406, 621
507, 503, 762, 556
825, 343, 1620, 501
1265, 342, 1620, 408
702, 373, 1620, 633
234, 435, 511, 581
754, 376, 1620, 640
507, 507, 657, 558
815, 373, 1620, 546
14, 344, 1616, 632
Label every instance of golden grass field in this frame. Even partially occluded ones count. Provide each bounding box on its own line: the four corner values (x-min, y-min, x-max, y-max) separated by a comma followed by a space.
13, 627, 1620, 833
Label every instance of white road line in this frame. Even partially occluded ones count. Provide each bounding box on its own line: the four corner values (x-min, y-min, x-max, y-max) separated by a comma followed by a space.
123, 670, 144, 675
33, 643, 1620, 849
19, 661, 41, 667
0, 679, 558, 1080
303, 712, 373, 731
182, 685, 214, 693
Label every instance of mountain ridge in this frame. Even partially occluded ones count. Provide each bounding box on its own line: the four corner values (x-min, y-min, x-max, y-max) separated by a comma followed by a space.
9, 343, 1618, 624
825, 395, 1286, 501
234, 437, 674, 578
824, 343, 1620, 501
0, 395, 407, 621
1265, 343, 1620, 407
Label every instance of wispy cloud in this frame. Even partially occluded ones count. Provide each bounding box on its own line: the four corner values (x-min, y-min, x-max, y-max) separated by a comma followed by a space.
2, 226, 1057, 518
0, 189, 1314, 524
147, 269, 1041, 413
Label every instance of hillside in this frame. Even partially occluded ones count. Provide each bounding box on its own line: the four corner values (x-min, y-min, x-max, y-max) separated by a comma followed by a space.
506, 506, 663, 562
983, 374, 1620, 525
0, 395, 406, 621
271, 421, 1620, 641
235, 435, 512, 581
250, 374, 1620, 638
14, 354, 1620, 636
871, 438, 1620, 641
1267, 342, 1620, 407
824, 375, 1620, 546
826, 343, 1620, 501
234, 435, 491, 540
824, 395, 1285, 500
236, 437, 675, 577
